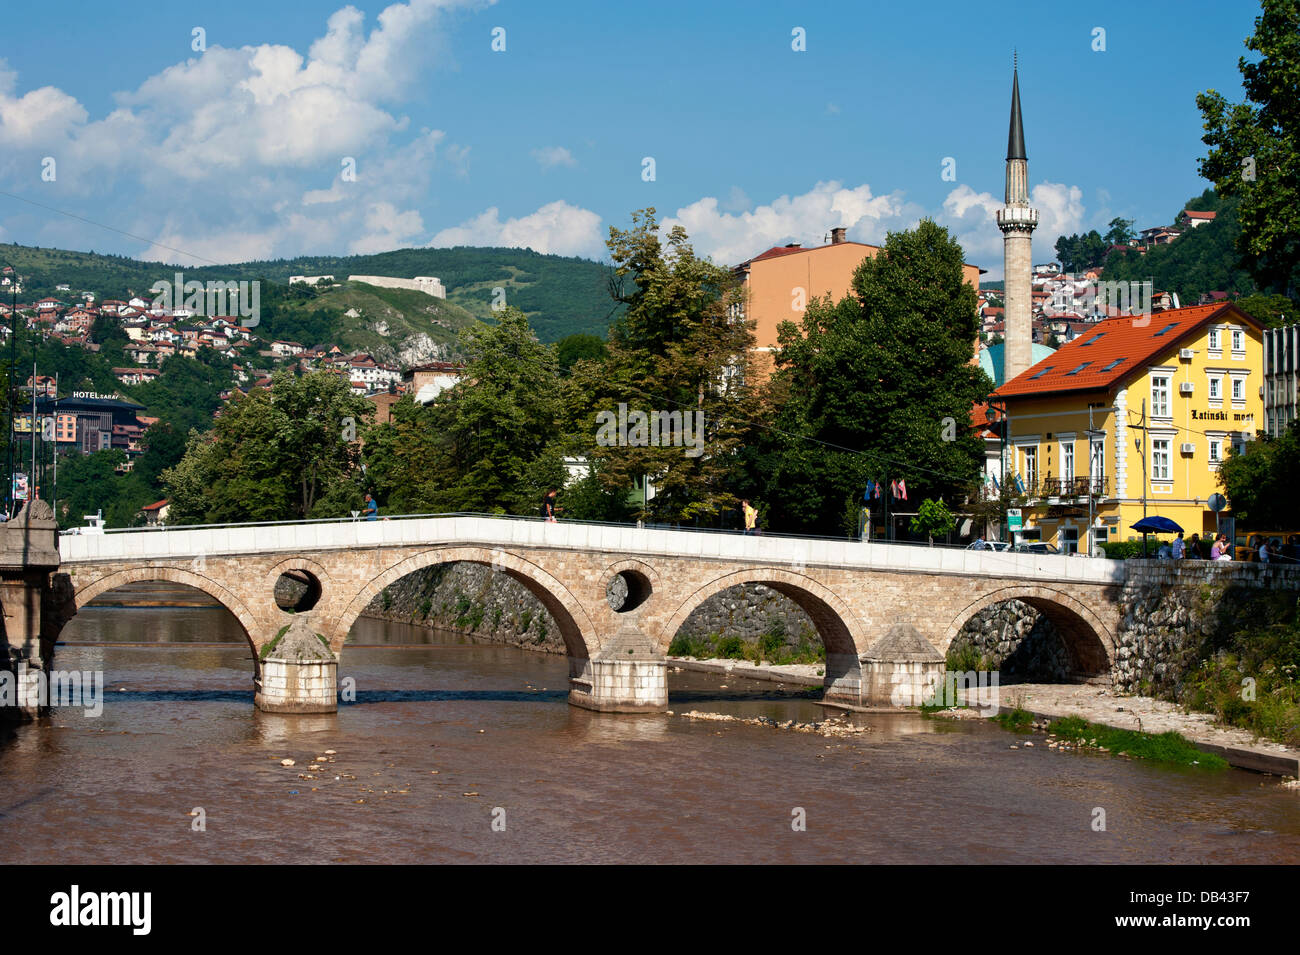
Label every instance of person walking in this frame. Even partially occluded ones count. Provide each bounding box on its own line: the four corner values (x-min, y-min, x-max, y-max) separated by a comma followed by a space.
1172, 530, 1186, 560
741, 499, 759, 536
542, 489, 560, 523
364, 492, 378, 521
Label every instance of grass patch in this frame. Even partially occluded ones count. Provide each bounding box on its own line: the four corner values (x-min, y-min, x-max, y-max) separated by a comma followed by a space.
1046, 715, 1227, 770
994, 706, 1034, 732
259, 625, 290, 660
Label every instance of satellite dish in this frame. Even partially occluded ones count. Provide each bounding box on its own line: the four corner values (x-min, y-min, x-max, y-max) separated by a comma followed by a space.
1207, 493, 1227, 512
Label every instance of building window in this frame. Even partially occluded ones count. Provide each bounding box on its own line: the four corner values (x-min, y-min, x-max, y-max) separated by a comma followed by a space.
1089, 438, 1105, 492
1062, 442, 1074, 481
1151, 375, 1170, 417
1021, 446, 1038, 491
1209, 439, 1221, 462
1232, 329, 1244, 352
1061, 527, 1079, 554
1208, 328, 1220, 351
1232, 378, 1243, 401
1152, 439, 1171, 481
1208, 376, 1220, 400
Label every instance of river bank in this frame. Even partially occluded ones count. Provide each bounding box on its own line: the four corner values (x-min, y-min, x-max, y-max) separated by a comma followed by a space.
670, 656, 1300, 777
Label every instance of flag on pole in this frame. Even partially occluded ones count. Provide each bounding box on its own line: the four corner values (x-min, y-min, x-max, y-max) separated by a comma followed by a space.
1014, 474, 1025, 494
897, 479, 908, 501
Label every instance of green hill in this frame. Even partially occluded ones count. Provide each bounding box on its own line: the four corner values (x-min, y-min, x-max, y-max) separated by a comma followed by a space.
0, 243, 621, 345
1101, 192, 1256, 302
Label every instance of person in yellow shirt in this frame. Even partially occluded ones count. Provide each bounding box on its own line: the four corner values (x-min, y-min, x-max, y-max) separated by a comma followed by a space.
742, 499, 759, 536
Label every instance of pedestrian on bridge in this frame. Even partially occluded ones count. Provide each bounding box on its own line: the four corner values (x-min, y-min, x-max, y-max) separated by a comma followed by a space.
364, 493, 378, 521
742, 499, 759, 536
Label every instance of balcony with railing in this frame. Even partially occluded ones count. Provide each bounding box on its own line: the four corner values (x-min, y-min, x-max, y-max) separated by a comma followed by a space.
1034, 475, 1109, 500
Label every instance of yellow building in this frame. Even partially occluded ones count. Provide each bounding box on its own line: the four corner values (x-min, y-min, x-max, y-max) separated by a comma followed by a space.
993, 303, 1264, 553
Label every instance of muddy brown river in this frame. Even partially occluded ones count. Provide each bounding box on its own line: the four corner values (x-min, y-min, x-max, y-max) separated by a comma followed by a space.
2, 593, 1297, 864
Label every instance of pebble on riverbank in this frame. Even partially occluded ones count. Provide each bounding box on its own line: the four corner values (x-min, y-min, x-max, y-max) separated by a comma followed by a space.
678, 710, 870, 737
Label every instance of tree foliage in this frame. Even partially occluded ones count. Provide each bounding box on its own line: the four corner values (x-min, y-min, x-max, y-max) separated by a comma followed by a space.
1218, 420, 1300, 528
162, 370, 372, 523
1197, 0, 1300, 296
568, 209, 758, 524
755, 219, 991, 536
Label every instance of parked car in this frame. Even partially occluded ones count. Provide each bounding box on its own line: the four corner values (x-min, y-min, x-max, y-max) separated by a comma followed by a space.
1013, 541, 1060, 555
967, 540, 1012, 552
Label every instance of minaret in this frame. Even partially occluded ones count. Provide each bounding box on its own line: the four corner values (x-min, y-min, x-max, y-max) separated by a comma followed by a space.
996, 61, 1038, 384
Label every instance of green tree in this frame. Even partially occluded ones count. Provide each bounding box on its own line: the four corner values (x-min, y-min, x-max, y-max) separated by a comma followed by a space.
555, 333, 607, 373
1104, 217, 1136, 246
756, 220, 991, 536
421, 308, 566, 514
162, 370, 372, 522
570, 209, 758, 524
1197, 0, 1300, 296
910, 497, 955, 546
1218, 420, 1300, 528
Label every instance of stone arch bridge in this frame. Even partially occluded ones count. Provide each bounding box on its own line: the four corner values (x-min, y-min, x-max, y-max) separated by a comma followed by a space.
46, 515, 1128, 713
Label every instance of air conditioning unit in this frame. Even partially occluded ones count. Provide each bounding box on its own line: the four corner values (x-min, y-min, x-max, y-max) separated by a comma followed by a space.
1179, 348, 1194, 360
1180, 442, 1196, 454
1179, 382, 1194, 395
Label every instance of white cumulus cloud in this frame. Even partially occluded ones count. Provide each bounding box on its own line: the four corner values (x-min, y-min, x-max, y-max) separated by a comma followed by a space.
430, 200, 604, 257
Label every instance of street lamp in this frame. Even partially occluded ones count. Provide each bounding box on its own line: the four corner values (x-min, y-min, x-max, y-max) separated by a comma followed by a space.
1, 262, 18, 519
985, 396, 1009, 540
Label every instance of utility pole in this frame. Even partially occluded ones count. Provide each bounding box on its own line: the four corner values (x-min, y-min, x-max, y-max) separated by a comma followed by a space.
1139, 398, 1147, 522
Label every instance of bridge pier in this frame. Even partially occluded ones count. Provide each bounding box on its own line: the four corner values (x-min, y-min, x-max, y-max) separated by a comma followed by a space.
0, 502, 65, 721
824, 624, 946, 708
253, 617, 338, 714
568, 619, 667, 713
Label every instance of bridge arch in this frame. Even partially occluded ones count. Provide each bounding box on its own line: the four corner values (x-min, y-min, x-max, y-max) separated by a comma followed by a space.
336, 546, 598, 659
939, 585, 1116, 679
657, 568, 863, 656
69, 566, 261, 655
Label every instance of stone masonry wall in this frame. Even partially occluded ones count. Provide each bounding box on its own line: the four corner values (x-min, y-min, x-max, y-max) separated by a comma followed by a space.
360, 562, 566, 653
1112, 561, 1300, 695
945, 599, 1071, 683
359, 565, 817, 654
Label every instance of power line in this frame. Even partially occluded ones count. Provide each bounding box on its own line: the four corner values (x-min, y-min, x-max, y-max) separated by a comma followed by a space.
0, 189, 222, 266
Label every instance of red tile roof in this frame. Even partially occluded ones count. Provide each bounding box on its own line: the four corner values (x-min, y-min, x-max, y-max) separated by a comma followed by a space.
994, 303, 1260, 400
1182, 209, 1217, 220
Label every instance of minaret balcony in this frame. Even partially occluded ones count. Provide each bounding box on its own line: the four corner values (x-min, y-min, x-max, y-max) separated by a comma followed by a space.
996, 206, 1039, 230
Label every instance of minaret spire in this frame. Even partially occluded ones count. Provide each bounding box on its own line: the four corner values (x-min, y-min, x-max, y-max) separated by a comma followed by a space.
996, 59, 1039, 385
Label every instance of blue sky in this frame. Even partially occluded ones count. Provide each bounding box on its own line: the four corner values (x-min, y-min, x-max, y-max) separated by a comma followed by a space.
0, 0, 1264, 277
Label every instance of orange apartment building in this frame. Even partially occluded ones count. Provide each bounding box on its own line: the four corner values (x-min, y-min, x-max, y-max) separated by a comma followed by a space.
733, 226, 983, 376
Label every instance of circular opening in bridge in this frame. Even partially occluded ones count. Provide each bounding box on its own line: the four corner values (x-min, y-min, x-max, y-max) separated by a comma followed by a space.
607, 570, 651, 613
274, 570, 322, 613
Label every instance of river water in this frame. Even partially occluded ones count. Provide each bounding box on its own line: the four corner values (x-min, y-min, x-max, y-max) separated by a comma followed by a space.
2, 591, 1298, 864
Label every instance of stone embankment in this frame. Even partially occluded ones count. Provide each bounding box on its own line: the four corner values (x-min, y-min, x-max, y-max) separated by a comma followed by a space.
358, 563, 818, 653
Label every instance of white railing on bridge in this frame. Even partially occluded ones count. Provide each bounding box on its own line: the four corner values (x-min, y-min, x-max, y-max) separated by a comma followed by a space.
58, 514, 1126, 585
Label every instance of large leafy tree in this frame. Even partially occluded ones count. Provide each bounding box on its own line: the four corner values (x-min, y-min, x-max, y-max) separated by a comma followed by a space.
419, 307, 566, 515
755, 219, 991, 536
162, 369, 372, 523
1218, 420, 1300, 528
1197, 0, 1300, 296
568, 209, 758, 524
